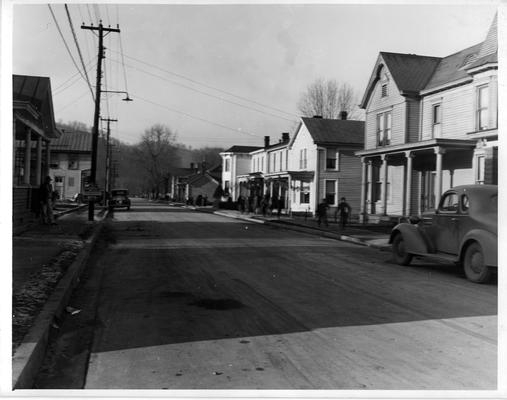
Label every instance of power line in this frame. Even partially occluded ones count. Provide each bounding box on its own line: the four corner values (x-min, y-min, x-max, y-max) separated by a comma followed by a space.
133, 93, 260, 139
110, 49, 299, 119
55, 89, 90, 113
48, 4, 92, 100
110, 58, 296, 123
53, 58, 95, 93
64, 4, 95, 102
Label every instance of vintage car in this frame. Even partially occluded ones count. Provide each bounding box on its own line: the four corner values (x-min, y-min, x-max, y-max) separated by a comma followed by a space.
389, 184, 497, 283
108, 188, 131, 210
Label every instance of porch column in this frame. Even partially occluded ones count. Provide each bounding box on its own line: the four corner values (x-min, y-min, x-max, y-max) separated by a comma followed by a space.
360, 158, 367, 222
367, 160, 374, 214
381, 154, 389, 215
449, 169, 454, 188
45, 140, 51, 177
24, 128, 32, 185
35, 136, 43, 185
404, 151, 414, 216
13, 119, 17, 175
434, 147, 445, 203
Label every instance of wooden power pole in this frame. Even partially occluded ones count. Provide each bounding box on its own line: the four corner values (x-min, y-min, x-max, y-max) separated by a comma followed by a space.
81, 21, 120, 221
101, 117, 117, 200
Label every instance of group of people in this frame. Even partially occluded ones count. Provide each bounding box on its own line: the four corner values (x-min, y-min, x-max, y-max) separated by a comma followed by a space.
237, 194, 283, 217
316, 197, 351, 229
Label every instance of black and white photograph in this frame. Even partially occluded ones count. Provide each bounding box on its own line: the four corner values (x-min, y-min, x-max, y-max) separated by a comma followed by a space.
1, 0, 504, 397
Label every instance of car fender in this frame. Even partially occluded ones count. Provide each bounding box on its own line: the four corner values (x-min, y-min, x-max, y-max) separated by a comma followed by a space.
460, 229, 497, 267
390, 223, 432, 254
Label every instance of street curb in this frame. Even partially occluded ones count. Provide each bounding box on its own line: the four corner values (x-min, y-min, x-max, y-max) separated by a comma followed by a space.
12, 210, 110, 390
54, 204, 88, 218
213, 210, 265, 224
212, 211, 390, 250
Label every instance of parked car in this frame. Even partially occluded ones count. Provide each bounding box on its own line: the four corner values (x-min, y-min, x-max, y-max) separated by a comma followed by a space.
109, 188, 131, 210
389, 184, 497, 283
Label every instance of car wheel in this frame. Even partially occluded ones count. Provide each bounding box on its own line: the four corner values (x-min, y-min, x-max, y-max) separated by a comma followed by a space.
463, 242, 492, 283
392, 233, 413, 266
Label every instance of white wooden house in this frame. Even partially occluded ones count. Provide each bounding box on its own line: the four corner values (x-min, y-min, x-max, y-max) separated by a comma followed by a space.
287, 116, 364, 216
356, 14, 497, 222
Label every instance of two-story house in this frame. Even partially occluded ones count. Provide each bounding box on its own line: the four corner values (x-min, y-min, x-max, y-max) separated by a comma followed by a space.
288, 115, 365, 216
49, 129, 92, 200
356, 14, 497, 222
220, 145, 261, 200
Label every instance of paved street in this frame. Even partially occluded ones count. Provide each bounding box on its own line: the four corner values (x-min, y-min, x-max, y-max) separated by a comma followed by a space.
35, 198, 497, 390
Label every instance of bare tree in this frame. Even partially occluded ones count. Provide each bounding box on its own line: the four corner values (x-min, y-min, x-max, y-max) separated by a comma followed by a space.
298, 78, 361, 119
134, 124, 179, 197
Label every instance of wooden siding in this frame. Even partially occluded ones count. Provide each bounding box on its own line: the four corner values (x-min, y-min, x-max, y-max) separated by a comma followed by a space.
421, 70, 497, 140
13, 186, 36, 226
364, 73, 407, 150
406, 99, 421, 143
318, 148, 363, 217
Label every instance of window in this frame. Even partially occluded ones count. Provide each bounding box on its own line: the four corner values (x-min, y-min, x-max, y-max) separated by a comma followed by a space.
68, 177, 75, 187
439, 192, 459, 212
460, 195, 469, 213
477, 86, 489, 131
261, 156, 264, 171
68, 159, 79, 169
224, 180, 230, 194
326, 150, 338, 170
279, 152, 283, 171
54, 176, 63, 183
273, 153, 277, 172
325, 180, 336, 205
432, 104, 442, 138
376, 112, 391, 146
300, 182, 310, 204
224, 158, 230, 172
299, 149, 307, 169
381, 84, 388, 97
476, 156, 485, 184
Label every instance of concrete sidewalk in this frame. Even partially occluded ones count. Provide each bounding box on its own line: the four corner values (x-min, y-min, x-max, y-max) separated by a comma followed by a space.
212, 209, 392, 250
12, 206, 108, 389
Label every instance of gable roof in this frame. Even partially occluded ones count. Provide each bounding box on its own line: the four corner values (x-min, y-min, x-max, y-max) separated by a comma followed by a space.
50, 130, 92, 153
222, 145, 261, 153
300, 118, 364, 146
381, 52, 441, 94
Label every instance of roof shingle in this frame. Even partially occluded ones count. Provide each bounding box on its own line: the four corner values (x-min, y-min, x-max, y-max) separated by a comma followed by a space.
301, 118, 364, 145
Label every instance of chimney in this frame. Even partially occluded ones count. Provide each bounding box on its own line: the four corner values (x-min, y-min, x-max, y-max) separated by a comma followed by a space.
339, 111, 348, 120
264, 136, 270, 147
313, 115, 323, 119
282, 132, 290, 142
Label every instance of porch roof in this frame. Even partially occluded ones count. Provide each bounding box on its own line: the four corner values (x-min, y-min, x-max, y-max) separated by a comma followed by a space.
287, 170, 315, 181
355, 138, 476, 158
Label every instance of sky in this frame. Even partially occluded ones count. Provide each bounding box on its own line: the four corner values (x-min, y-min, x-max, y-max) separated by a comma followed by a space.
7, 1, 500, 150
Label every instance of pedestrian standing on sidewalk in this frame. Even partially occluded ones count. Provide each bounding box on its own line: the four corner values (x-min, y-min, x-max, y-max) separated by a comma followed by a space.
316, 198, 329, 227
40, 176, 56, 225
335, 197, 351, 229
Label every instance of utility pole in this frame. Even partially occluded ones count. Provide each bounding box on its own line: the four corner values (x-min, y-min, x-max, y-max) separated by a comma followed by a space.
101, 118, 117, 203
82, 21, 120, 221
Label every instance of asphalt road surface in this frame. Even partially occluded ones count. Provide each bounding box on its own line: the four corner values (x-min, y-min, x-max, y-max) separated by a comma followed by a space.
34, 198, 497, 390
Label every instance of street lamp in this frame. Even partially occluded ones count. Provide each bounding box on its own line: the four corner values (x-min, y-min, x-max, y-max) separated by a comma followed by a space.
102, 90, 133, 102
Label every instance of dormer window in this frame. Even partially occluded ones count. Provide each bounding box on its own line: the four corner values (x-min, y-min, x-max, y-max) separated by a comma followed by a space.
477, 85, 489, 131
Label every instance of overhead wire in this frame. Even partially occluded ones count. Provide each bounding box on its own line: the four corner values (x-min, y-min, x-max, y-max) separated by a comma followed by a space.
55, 89, 90, 113
53, 58, 95, 92
133, 93, 260, 139
53, 62, 96, 96
64, 4, 95, 102
110, 57, 296, 123
48, 4, 92, 100
110, 49, 299, 119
